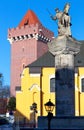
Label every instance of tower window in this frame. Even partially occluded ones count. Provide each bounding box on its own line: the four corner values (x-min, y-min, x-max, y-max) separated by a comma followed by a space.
23, 64, 25, 69
24, 20, 28, 26
22, 47, 24, 52
81, 78, 84, 92
33, 29, 36, 32
50, 78, 55, 92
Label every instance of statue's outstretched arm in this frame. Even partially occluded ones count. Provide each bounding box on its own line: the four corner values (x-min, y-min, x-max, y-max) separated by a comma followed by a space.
51, 15, 57, 20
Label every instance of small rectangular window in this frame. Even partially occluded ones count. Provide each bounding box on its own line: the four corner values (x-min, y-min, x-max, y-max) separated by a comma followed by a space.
50, 78, 55, 92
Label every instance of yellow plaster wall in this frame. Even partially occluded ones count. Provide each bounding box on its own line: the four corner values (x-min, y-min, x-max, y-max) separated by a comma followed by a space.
75, 73, 80, 116
16, 67, 55, 121
41, 68, 55, 116
16, 68, 41, 121
16, 67, 84, 122
77, 67, 84, 115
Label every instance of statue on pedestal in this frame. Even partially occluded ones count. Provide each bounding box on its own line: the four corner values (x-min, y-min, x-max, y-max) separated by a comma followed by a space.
48, 3, 81, 117
51, 3, 72, 37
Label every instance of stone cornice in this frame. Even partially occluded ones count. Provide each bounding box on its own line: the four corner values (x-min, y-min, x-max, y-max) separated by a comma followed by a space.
48, 36, 81, 55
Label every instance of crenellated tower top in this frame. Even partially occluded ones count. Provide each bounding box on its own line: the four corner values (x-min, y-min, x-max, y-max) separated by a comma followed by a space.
8, 10, 53, 44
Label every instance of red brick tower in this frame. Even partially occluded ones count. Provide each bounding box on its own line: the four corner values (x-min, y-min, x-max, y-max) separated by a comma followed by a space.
8, 10, 54, 97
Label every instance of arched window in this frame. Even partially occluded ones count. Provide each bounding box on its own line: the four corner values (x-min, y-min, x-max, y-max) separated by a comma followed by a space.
50, 78, 55, 92
81, 78, 84, 92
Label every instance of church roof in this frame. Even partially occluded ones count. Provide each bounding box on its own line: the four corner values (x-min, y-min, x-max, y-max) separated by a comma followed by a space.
18, 10, 41, 27
27, 51, 55, 67
27, 41, 84, 68
75, 40, 84, 67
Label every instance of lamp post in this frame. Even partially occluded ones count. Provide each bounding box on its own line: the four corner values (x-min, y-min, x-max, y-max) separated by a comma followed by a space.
44, 99, 55, 130
30, 102, 37, 128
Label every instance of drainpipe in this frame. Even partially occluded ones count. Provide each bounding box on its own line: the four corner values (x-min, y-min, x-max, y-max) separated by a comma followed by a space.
40, 68, 43, 116
77, 70, 80, 116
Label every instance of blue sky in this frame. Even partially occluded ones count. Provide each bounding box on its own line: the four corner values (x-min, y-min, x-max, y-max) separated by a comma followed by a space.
0, 0, 84, 86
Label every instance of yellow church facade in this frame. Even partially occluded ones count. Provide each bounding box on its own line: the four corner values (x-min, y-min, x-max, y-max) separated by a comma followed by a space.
75, 67, 84, 116
16, 66, 56, 123
16, 47, 84, 123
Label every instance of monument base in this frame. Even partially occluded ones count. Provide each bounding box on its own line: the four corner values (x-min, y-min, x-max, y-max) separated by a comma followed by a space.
38, 116, 84, 129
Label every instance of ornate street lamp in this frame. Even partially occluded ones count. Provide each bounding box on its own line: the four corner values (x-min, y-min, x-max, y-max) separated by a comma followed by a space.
30, 102, 37, 128
44, 99, 55, 130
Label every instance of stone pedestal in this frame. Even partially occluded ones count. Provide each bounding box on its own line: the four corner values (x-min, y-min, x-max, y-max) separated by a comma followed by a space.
48, 35, 81, 116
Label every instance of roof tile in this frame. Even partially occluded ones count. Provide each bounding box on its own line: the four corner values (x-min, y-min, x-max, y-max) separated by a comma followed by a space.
18, 10, 40, 27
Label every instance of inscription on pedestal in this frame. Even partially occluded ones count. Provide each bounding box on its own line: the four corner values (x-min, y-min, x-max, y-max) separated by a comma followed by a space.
55, 68, 75, 116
